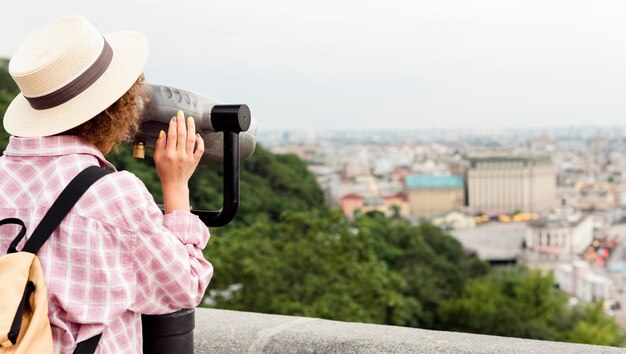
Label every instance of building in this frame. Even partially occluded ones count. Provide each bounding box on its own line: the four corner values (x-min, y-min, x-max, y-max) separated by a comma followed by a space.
525, 211, 593, 261
272, 144, 320, 162
340, 193, 365, 218
404, 175, 464, 217
467, 155, 556, 214
554, 261, 613, 303
615, 182, 626, 209
576, 182, 616, 211
381, 193, 411, 217
339, 193, 410, 219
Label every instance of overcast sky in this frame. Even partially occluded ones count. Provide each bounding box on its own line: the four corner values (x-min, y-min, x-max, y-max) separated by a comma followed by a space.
2, 0, 626, 131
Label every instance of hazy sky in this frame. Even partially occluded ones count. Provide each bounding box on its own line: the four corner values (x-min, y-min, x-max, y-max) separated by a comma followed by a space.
2, 0, 626, 131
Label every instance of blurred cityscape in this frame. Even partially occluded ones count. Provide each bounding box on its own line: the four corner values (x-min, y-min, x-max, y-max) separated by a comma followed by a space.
260, 126, 626, 328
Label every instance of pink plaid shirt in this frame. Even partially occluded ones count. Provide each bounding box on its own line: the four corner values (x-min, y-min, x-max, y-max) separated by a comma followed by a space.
0, 136, 213, 354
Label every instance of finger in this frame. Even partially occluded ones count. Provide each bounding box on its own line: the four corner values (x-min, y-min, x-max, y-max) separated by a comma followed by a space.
166, 115, 177, 153
193, 134, 204, 164
176, 110, 187, 153
186, 116, 196, 156
153, 130, 166, 161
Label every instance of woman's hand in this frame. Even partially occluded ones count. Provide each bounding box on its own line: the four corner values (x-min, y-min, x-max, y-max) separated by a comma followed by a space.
153, 110, 204, 213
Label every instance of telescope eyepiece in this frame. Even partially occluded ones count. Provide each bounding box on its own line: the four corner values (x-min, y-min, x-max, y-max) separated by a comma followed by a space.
209, 104, 251, 133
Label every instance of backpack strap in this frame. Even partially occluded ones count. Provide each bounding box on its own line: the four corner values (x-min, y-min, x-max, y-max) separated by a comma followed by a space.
5, 167, 111, 254
3, 166, 110, 353
73, 334, 103, 354
20, 166, 111, 254
5, 218, 26, 254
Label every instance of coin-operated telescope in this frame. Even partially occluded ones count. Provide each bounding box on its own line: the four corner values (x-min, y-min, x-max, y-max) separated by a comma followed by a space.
133, 83, 257, 354
133, 83, 257, 226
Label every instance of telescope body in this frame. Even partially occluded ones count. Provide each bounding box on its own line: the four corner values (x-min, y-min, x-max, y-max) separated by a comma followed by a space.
136, 84, 256, 163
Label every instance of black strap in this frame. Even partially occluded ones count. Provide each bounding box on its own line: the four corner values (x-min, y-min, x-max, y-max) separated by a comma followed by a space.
4, 218, 26, 254
7, 281, 35, 344
65, 168, 109, 354
73, 334, 103, 354
21, 166, 111, 254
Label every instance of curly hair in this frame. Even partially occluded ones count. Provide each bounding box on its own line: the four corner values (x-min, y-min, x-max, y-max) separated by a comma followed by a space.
63, 74, 148, 151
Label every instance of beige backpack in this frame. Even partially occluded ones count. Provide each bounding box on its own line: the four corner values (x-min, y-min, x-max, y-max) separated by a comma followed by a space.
0, 166, 110, 354
0, 243, 53, 353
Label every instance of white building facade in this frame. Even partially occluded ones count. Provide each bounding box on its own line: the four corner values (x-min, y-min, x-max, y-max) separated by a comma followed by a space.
467, 156, 556, 213
554, 261, 613, 303
525, 214, 593, 261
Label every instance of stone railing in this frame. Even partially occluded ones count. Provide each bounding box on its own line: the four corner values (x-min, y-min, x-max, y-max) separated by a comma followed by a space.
194, 308, 624, 353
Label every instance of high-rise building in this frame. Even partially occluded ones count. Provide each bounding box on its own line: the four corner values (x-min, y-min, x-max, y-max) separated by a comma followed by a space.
467, 155, 556, 213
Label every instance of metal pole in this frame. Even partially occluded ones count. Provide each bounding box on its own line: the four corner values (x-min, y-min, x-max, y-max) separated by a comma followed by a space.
191, 131, 240, 227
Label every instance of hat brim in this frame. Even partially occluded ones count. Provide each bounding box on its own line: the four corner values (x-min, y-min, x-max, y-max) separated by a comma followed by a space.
3, 31, 149, 137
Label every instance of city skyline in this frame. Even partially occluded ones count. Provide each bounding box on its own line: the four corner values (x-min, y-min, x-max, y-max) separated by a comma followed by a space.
2, 0, 626, 131
267, 118, 626, 324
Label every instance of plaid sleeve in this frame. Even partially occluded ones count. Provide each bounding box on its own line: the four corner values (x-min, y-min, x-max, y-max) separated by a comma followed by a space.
162, 211, 210, 247
127, 185, 213, 315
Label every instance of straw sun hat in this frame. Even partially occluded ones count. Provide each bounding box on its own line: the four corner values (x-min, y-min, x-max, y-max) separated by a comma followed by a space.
3, 15, 148, 137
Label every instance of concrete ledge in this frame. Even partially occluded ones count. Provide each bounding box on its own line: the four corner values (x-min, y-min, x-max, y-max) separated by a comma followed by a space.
194, 308, 624, 353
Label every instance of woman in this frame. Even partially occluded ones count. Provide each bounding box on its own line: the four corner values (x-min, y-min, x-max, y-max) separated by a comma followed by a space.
0, 16, 213, 353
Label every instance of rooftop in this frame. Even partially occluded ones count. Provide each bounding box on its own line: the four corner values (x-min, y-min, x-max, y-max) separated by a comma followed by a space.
404, 175, 464, 189
450, 222, 527, 261
528, 211, 587, 229
469, 155, 551, 168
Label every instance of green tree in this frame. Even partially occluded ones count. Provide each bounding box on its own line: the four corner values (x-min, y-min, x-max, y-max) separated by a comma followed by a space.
354, 213, 489, 328
0, 59, 19, 150
209, 209, 414, 324
560, 302, 626, 346
208, 208, 489, 329
437, 266, 626, 346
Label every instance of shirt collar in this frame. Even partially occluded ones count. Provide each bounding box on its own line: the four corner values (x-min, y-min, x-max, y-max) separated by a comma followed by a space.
3, 135, 117, 171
